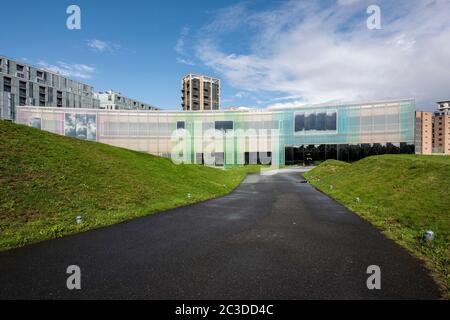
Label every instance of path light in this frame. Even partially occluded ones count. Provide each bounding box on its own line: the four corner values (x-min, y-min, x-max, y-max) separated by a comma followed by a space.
330, 185, 334, 190
76, 216, 83, 224
356, 197, 361, 203
187, 193, 192, 199
423, 230, 434, 242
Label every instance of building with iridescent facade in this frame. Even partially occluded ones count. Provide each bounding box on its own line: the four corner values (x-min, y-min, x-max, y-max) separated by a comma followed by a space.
16, 99, 415, 166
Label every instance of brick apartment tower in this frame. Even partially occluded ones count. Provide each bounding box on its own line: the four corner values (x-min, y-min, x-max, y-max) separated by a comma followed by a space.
415, 111, 433, 155
181, 74, 220, 111
433, 101, 450, 154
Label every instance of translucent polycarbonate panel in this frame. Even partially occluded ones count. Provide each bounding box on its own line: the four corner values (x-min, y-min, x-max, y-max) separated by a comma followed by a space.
16, 99, 415, 166
29, 117, 41, 129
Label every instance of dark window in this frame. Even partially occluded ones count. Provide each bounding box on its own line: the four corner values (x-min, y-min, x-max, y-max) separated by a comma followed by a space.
17, 64, 24, 72
177, 121, 185, 129
19, 81, 27, 97
295, 111, 337, 133
316, 113, 326, 131
295, 114, 305, 132
215, 121, 233, 131
19, 96, 26, 106
3, 76, 12, 92
326, 112, 337, 130
305, 113, 316, 131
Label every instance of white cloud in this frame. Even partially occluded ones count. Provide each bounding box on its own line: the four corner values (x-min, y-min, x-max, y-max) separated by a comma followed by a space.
175, 27, 198, 66
86, 39, 120, 53
193, 0, 450, 110
175, 27, 189, 55
338, 0, 359, 6
176, 57, 195, 66
37, 60, 95, 79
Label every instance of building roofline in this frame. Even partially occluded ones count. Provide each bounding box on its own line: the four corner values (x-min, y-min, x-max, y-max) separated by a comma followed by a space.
267, 98, 415, 110
0, 53, 94, 87
182, 73, 220, 82
95, 90, 160, 110
18, 98, 415, 115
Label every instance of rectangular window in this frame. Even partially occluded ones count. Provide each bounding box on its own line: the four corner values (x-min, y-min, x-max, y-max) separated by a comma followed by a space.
3, 76, 12, 92
295, 110, 337, 134
295, 114, 305, 132
325, 112, 337, 131
177, 121, 185, 129
64, 113, 97, 141
215, 121, 233, 131
19, 97, 27, 106
316, 113, 326, 131
29, 117, 41, 129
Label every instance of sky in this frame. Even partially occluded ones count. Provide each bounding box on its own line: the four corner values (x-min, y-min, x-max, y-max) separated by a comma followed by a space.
1, 0, 449, 111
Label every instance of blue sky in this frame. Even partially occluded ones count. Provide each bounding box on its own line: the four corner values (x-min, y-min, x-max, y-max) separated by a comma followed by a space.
1, 0, 449, 110
1, 0, 226, 109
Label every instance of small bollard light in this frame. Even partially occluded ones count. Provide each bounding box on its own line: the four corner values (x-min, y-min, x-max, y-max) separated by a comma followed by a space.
187, 193, 192, 199
423, 230, 434, 242
356, 197, 361, 203
76, 216, 83, 224
330, 185, 334, 190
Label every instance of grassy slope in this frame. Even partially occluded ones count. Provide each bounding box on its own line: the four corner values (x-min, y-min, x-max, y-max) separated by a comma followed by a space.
304, 155, 450, 298
0, 120, 259, 251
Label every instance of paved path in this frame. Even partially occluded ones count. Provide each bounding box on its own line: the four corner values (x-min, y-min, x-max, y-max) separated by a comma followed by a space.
0, 169, 440, 299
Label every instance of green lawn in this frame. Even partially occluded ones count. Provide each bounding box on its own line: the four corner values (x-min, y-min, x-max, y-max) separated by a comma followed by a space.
304, 155, 450, 298
0, 120, 260, 251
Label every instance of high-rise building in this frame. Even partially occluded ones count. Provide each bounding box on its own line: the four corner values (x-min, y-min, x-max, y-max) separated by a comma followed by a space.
433, 101, 450, 154
415, 101, 450, 155
415, 111, 433, 155
0, 55, 99, 120
181, 74, 220, 111
95, 90, 160, 111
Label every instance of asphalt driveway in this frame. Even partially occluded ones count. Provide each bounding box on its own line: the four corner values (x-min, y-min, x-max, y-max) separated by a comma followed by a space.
0, 168, 440, 299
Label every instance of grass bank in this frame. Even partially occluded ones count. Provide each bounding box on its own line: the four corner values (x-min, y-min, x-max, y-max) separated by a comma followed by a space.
304, 155, 449, 298
0, 120, 260, 251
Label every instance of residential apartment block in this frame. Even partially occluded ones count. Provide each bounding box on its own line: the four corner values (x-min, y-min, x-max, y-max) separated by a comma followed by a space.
0, 55, 99, 120
433, 101, 450, 154
181, 74, 220, 111
95, 90, 160, 111
415, 101, 450, 155
415, 111, 433, 155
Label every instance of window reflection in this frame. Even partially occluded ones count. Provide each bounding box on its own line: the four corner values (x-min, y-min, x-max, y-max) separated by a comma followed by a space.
295, 111, 337, 133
